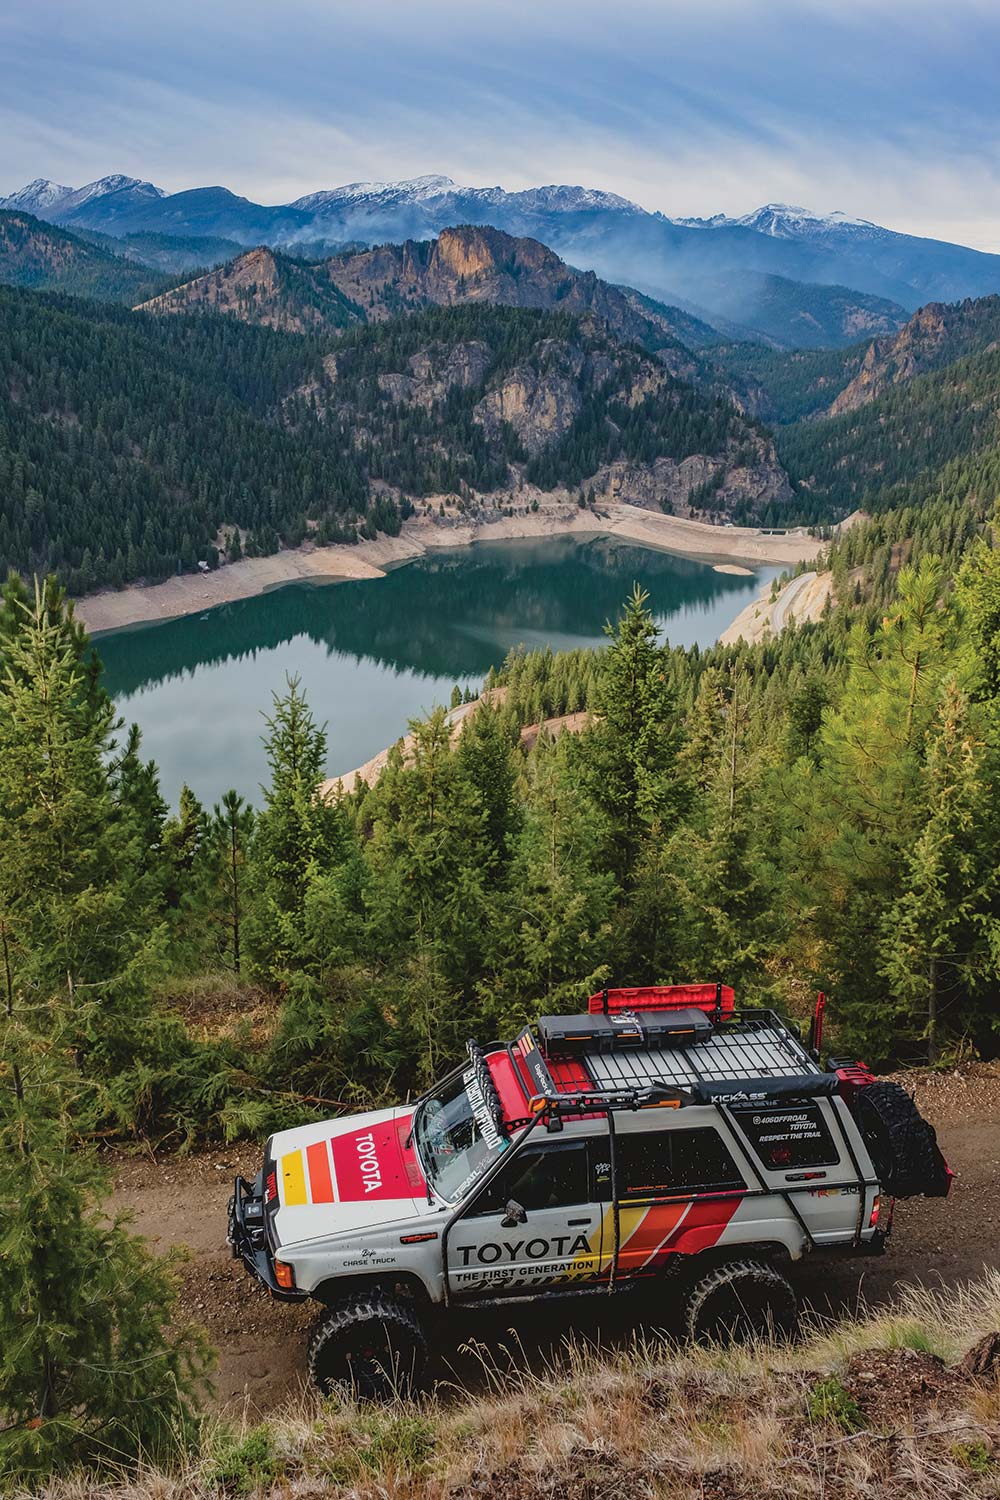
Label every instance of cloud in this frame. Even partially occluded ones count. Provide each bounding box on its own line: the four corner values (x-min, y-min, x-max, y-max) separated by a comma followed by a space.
3, 0, 1000, 247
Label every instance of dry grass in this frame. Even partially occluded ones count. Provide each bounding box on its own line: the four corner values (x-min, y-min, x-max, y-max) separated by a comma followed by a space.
19, 1272, 1000, 1499
154, 972, 278, 1047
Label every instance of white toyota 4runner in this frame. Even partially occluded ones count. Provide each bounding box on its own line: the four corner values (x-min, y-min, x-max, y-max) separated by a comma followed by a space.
228, 985, 951, 1396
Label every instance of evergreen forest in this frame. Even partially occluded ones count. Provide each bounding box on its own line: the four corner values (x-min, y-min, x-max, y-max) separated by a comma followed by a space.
4, 228, 1000, 1489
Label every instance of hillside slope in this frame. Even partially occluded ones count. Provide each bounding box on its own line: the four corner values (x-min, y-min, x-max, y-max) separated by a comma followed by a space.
679, 270, 906, 350
830, 294, 1000, 413
0, 289, 789, 593
0, 209, 171, 303
137, 226, 713, 380
74, 226, 246, 274
778, 339, 1000, 517
296, 303, 788, 516
139, 245, 364, 332
710, 340, 872, 423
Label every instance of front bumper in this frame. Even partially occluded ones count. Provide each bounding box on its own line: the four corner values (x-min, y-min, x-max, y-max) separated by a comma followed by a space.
227, 1170, 306, 1302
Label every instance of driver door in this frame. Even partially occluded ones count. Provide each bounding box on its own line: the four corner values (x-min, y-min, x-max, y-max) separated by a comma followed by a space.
446, 1136, 606, 1298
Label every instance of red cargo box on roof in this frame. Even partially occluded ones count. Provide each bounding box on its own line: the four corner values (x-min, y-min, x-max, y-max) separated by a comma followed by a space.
588, 984, 735, 1018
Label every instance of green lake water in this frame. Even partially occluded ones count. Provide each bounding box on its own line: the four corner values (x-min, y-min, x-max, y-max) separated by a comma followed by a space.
96, 536, 779, 807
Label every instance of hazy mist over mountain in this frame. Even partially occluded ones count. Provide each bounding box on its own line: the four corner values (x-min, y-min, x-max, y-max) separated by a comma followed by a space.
5, 171, 1000, 342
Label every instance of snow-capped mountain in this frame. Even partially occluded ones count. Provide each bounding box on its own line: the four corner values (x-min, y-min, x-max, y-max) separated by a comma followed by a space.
289, 176, 644, 226
675, 203, 886, 241
731, 204, 880, 236
291, 175, 465, 211
0, 178, 74, 214
57, 175, 165, 215
0, 175, 164, 219
6, 170, 1000, 333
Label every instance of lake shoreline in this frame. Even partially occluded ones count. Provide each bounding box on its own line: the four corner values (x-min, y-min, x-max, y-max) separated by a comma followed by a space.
76, 502, 825, 637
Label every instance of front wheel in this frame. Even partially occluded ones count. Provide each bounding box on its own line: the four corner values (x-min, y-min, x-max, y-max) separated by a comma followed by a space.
683, 1259, 798, 1344
307, 1292, 428, 1399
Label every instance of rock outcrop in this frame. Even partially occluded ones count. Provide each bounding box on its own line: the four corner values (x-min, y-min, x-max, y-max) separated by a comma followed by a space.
137, 225, 705, 380
304, 309, 791, 521
830, 294, 1000, 414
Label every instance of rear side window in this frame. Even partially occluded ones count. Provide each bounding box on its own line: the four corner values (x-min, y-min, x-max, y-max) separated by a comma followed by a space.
730, 1101, 838, 1170
612, 1128, 745, 1200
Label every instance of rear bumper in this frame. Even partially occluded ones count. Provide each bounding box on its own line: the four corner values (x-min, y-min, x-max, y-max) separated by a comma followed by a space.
227, 1171, 307, 1302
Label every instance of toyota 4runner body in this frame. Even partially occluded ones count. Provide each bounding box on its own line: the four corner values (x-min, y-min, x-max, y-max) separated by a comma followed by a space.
228, 984, 952, 1396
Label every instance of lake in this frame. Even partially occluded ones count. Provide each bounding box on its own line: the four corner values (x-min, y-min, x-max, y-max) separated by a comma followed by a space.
97, 536, 779, 807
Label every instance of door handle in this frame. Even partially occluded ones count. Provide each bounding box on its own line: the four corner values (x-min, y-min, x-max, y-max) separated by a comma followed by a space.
568, 1217, 592, 1226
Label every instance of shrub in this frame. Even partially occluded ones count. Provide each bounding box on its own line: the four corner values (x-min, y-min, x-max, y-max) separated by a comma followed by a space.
806, 1376, 863, 1433
204, 1425, 282, 1494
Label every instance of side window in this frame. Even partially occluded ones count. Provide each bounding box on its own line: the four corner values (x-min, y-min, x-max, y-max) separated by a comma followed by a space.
615, 1128, 745, 1200
670, 1129, 746, 1191
468, 1142, 590, 1216
729, 1102, 838, 1170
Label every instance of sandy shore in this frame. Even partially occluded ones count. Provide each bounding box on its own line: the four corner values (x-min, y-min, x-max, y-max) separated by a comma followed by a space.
75, 503, 826, 635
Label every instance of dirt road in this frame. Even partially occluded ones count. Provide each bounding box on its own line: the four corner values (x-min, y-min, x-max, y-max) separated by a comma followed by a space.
771, 569, 817, 631
108, 1065, 1000, 1414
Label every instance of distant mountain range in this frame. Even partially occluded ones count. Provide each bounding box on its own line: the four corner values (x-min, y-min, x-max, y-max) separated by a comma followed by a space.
5, 173, 1000, 347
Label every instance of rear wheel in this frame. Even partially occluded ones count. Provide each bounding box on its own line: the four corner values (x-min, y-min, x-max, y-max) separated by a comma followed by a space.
683, 1259, 798, 1344
307, 1292, 428, 1400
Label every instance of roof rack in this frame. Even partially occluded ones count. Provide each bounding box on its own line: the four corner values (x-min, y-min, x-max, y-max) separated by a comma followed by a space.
507, 1008, 827, 1120
528, 1070, 840, 1120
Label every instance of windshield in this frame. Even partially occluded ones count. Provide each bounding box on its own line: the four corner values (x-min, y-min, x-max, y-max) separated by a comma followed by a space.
413, 1063, 511, 1201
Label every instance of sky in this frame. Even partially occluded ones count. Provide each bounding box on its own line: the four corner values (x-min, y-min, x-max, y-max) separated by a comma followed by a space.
3, 0, 1000, 248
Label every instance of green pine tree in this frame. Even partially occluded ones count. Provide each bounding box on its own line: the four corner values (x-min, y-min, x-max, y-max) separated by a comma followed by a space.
879, 682, 1000, 1060
492, 733, 615, 1008
247, 676, 345, 977
209, 791, 255, 975
365, 707, 491, 1001
580, 583, 685, 887
0, 974, 211, 1482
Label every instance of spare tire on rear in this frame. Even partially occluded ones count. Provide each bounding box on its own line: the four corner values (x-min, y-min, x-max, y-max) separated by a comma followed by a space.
853, 1081, 951, 1197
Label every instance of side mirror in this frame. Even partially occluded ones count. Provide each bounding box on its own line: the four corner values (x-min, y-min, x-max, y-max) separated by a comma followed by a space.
500, 1198, 527, 1228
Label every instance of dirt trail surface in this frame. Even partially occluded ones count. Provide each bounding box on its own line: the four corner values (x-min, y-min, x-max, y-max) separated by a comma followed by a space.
107, 1064, 1000, 1415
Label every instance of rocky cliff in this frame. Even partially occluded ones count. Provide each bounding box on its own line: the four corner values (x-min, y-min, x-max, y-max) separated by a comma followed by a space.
830, 295, 1000, 414
302, 304, 791, 520
137, 225, 706, 380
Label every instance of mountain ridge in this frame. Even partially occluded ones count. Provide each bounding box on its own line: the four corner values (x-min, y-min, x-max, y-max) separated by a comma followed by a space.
135, 225, 715, 381
7, 172, 1000, 335
0, 209, 173, 303
829, 295, 1000, 414
0, 286, 791, 594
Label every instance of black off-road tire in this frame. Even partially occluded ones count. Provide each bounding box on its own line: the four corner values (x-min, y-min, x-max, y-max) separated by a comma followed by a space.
307, 1292, 428, 1400
683, 1259, 798, 1345
853, 1081, 951, 1198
